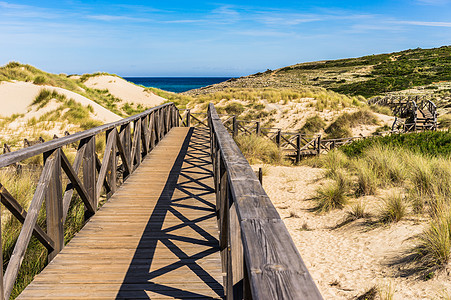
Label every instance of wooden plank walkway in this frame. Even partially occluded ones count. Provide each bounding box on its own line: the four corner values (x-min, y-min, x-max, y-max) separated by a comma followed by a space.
18, 127, 224, 299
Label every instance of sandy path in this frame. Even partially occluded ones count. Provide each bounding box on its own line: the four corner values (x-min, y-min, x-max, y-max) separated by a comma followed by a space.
252, 164, 451, 299
83, 75, 166, 107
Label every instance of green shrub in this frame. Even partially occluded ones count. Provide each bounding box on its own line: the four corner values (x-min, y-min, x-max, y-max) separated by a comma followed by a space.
325, 108, 378, 138
340, 130, 451, 157
439, 114, 451, 129
33, 76, 47, 85
300, 115, 326, 134
222, 102, 245, 115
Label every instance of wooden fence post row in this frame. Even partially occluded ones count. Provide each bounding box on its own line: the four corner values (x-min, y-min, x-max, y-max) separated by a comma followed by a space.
208, 103, 323, 300
0, 103, 180, 300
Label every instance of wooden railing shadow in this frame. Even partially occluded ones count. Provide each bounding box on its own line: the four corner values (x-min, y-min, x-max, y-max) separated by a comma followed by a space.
116, 127, 224, 299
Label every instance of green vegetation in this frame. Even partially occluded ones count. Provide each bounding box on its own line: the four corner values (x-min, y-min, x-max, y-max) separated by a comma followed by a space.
79, 72, 119, 82
0, 62, 129, 117
31, 89, 103, 130
300, 115, 326, 134
199, 46, 451, 99
313, 170, 350, 212
334, 47, 451, 97
379, 194, 407, 223
413, 209, 451, 268
325, 108, 379, 138
340, 130, 451, 157
312, 133, 451, 272
234, 134, 284, 165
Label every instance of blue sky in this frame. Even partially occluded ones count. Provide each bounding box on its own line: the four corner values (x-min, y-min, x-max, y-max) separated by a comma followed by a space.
0, 0, 450, 76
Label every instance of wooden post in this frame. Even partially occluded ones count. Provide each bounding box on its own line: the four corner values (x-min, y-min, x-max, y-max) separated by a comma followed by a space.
258, 167, 263, 184
317, 135, 321, 155
175, 107, 180, 127
83, 137, 97, 219
44, 149, 63, 262
256, 121, 261, 136
232, 116, 238, 138
149, 112, 156, 151
106, 129, 117, 197
296, 134, 301, 163
120, 124, 131, 180
135, 119, 142, 167
276, 129, 281, 147
186, 109, 191, 127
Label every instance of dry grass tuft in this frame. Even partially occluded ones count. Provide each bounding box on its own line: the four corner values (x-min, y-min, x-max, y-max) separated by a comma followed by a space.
314, 171, 350, 212
379, 194, 407, 223
235, 134, 284, 165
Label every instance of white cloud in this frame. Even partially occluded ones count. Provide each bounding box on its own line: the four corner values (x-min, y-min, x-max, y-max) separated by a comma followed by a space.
416, 0, 451, 5
85, 15, 150, 22
395, 20, 451, 27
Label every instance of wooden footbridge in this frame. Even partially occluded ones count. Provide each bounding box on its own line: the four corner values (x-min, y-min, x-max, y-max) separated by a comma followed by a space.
0, 103, 322, 299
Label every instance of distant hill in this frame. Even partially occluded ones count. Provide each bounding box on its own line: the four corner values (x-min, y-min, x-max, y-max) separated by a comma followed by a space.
186, 46, 451, 99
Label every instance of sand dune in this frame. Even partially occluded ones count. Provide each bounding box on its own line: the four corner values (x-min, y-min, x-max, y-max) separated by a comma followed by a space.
254, 164, 451, 299
83, 75, 166, 107
0, 81, 121, 123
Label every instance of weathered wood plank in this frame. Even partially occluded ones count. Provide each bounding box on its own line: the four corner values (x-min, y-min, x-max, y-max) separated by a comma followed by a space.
60, 149, 95, 216
45, 149, 64, 262
96, 129, 116, 199
0, 184, 55, 251
4, 153, 56, 300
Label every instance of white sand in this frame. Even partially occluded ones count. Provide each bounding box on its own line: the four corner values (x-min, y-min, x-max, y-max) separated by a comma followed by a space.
253, 164, 451, 299
0, 81, 121, 123
83, 75, 166, 108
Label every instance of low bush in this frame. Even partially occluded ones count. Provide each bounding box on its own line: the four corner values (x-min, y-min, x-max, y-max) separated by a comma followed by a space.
300, 115, 326, 134
325, 108, 378, 138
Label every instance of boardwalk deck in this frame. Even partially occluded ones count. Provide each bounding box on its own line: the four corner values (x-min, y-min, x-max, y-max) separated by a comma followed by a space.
17, 127, 224, 299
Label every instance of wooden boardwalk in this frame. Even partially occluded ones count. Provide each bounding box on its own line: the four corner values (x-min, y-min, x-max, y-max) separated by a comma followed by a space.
18, 127, 224, 299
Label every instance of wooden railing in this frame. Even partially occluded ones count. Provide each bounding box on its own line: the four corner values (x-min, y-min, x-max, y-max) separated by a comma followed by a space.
208, 103, 322, 299
181, 110, 321, 161
0, 103, 179, 300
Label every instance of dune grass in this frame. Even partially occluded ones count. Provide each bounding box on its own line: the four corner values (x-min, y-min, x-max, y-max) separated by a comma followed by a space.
313, 136, 451, 272
314, 170, 350, 212
300, 115, 326, 134
413, 209, 451, 268
325, 107, 379, 138
234, 134, 284, 165
379, 194, 407, 223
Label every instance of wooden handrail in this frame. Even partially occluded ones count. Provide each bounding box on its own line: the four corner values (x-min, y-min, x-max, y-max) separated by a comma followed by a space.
0, 102, 180, 300
208, 103, 322, 300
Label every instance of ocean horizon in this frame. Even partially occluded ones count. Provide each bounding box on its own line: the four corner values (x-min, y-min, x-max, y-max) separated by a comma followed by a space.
124, 77, 233, 93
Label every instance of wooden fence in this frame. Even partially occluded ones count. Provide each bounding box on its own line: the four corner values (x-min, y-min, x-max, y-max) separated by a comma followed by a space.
181, 109, 321, 162
0, 103, 179, 300
208, 103, 323, 299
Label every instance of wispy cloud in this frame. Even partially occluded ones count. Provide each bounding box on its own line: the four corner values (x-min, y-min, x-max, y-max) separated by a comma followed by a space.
85, 14, 150, 22
416, 0, 451, 5
395, 20, 451, 27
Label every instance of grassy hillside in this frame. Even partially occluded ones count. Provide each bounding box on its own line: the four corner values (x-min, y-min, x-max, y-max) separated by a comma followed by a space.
186, 46, 451, 99
0, 62, 142, 117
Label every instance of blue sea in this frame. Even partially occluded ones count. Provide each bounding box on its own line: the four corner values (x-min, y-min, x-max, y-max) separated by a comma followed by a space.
123, 77, 233, 93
